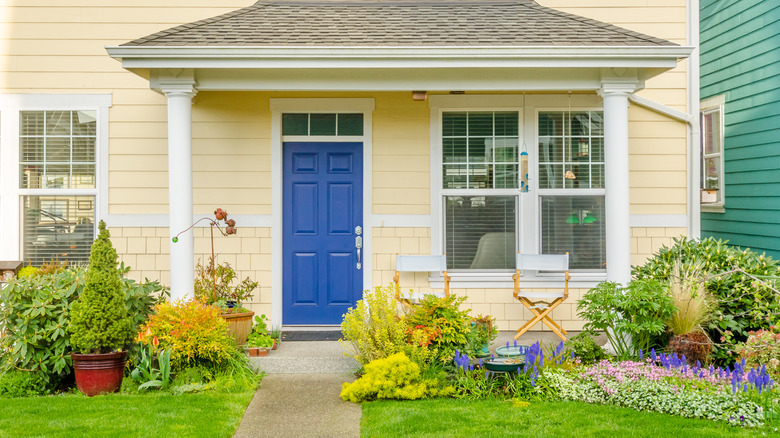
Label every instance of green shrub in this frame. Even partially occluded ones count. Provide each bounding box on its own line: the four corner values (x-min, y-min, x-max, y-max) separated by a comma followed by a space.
69, 221, 135, 353
577, 279, 675, 360
0, 370, 51, 398
0, 268, 84, 385
120, 263, 168, 330
16, 266, 38, 278
634, 237, 780, 362
565, 332, 607, 364
194, 258, 257, 307
405, 294, 472, 362
340, 352, 452, 403
140, 300, 235, 371
340, 284, 408, 366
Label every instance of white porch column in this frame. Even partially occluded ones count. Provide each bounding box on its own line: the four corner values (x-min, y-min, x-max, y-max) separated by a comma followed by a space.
599, 83, 635, 286
162, 84, 197, 301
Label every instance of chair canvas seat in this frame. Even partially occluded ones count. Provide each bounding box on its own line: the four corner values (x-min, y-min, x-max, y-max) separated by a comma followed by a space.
512, 253, 570, 341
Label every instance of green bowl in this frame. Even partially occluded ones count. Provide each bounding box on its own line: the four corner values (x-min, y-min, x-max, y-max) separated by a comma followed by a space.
495, 345, 530, 358
483, 357, 526, 372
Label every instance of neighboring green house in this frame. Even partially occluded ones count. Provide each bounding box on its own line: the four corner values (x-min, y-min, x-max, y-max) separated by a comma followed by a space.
700, 0, 780, 257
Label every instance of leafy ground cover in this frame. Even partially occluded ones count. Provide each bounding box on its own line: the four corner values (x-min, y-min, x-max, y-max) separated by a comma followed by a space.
0, 391, 253, 438
362, 398, 780, 438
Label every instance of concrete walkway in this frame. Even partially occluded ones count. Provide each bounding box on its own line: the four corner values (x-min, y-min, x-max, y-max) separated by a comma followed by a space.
234, 373, 360, 438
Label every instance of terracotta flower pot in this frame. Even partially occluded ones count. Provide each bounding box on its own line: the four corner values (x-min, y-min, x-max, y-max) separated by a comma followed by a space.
247, 347, 268, 357
220, 310, 255, 346
71, 351, 128, 396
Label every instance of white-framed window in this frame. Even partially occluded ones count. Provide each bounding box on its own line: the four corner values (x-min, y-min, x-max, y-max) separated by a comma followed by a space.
537, 110, 606, 271
430, 94, 607, 283
441, 111, 519, 270
700, 96, 725, 207
0, 95, 110, 266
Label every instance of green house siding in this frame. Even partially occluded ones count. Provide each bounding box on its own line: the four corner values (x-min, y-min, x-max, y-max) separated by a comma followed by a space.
700, 0, 780, 259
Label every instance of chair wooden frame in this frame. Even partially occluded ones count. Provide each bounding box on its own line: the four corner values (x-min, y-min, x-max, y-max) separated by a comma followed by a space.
393, 254, 450, 306
512, 252, 570, 341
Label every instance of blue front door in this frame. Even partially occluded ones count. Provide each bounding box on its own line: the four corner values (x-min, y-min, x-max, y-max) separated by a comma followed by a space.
283, 142, 363, 325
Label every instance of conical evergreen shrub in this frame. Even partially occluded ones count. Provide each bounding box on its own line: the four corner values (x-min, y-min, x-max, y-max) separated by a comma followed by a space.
69, 221, 134, 354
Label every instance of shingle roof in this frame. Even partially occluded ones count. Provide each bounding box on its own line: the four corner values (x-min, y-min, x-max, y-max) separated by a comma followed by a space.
122, 0, 676, 47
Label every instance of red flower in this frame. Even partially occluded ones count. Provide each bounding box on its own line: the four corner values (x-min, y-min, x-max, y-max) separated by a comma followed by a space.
152, 336, 159, 347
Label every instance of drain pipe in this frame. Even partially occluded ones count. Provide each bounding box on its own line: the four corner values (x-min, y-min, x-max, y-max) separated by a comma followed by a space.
628, 93, 700, 236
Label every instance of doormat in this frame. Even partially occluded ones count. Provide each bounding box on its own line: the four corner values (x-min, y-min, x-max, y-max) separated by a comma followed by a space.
281, 331, 343, 341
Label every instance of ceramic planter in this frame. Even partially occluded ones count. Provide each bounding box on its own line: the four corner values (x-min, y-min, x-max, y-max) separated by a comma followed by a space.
71, 351, 128, 396
220, 310, 255, 346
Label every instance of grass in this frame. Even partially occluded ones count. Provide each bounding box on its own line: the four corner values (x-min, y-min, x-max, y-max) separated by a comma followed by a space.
362, 398, 780, 437
0, 391, 254, 438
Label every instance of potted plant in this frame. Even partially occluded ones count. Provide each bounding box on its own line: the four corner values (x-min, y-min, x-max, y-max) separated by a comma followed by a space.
177, 208, 259, 345
246, 314, 274, 356
68, 221, 135, 396
194, 260, 258, 345
470, 314, 498, 358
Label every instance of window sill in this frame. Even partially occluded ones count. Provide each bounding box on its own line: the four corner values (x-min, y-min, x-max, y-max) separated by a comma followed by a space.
429, 272, 605, 289
701, 204, 725, 214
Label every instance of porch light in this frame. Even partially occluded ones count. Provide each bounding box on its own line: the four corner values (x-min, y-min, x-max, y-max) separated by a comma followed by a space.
412, 91, 427, 101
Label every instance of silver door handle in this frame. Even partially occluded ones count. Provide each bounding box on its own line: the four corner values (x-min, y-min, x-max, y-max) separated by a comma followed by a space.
356, 235, 363, 270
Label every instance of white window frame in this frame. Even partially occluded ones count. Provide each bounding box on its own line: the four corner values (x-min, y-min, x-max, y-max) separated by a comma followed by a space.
700, 95, 725, 211
0, 94, 111, 262
429, 94, 606, 288
536, 108, 606, 276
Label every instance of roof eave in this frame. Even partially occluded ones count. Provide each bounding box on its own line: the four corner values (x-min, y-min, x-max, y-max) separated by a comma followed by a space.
106, 45, 693, 69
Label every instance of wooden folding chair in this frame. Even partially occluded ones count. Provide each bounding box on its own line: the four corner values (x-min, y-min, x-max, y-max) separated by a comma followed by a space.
512, 253, 570, 341
393, 254, 450, 306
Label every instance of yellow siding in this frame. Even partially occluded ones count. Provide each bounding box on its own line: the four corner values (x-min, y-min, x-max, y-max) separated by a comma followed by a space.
538, 0, 689, 112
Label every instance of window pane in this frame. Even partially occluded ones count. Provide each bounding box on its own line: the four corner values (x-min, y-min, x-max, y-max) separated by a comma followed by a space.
494, 138, 518, 162
282, 113, 308, 135
541, 195, 605, 270
538, 137, 563, 164
72, 111, 97, 136
337, 113, 363, 136
46, 111, 71, 136
495, 164, 518, 189
704, 157, 720, 190
539, 164, 563, 189
20, 164, 42, 189
310, 113, 336, 135
468, 137, 488, 162
539, 113, 564, 136
443, 137, 467, 163
703, 112, 721, 154
20, 111, 45, 136
494, 112, 518, 136
468, 112, 493, 136
46, 137, 71, 162
445, 195, 516, 270
20, 137, 44, 162
570, 112, 591, 136
443, 164, 468, 189
22, 195, 95, 267
72, 164, 96, 189
443, 112, 467, 136
468, 164, 490, 189
45, 164, 70, 188
72, 137, 96, 162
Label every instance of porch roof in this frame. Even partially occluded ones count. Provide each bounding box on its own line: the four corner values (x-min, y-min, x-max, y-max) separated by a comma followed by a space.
120, 0, 675, 48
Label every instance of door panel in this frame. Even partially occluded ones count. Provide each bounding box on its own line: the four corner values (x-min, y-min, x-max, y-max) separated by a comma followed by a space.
283, 142, 363, 324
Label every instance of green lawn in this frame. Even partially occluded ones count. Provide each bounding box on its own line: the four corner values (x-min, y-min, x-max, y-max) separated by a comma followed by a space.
0, 391, 254, 438
362, 398, 780, 437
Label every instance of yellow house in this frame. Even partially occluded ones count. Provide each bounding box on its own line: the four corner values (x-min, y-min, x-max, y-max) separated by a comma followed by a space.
0, 0, 699, 332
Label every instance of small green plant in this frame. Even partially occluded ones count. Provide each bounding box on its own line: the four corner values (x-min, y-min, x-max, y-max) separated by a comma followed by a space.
246, 314, 274, 348
577, 279, 676, 360
468, 314, 498, 357
194, 259, 257, 308
69, 221, 135, 354
666, 258, 715, 336
0, 370, 50, 397
565, 332, 607, 364
405, 294, 473, 362
340, 352, 452, 403
340, 284, 408, 366
16, 266, 38, 278
130, 338, 172, 391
